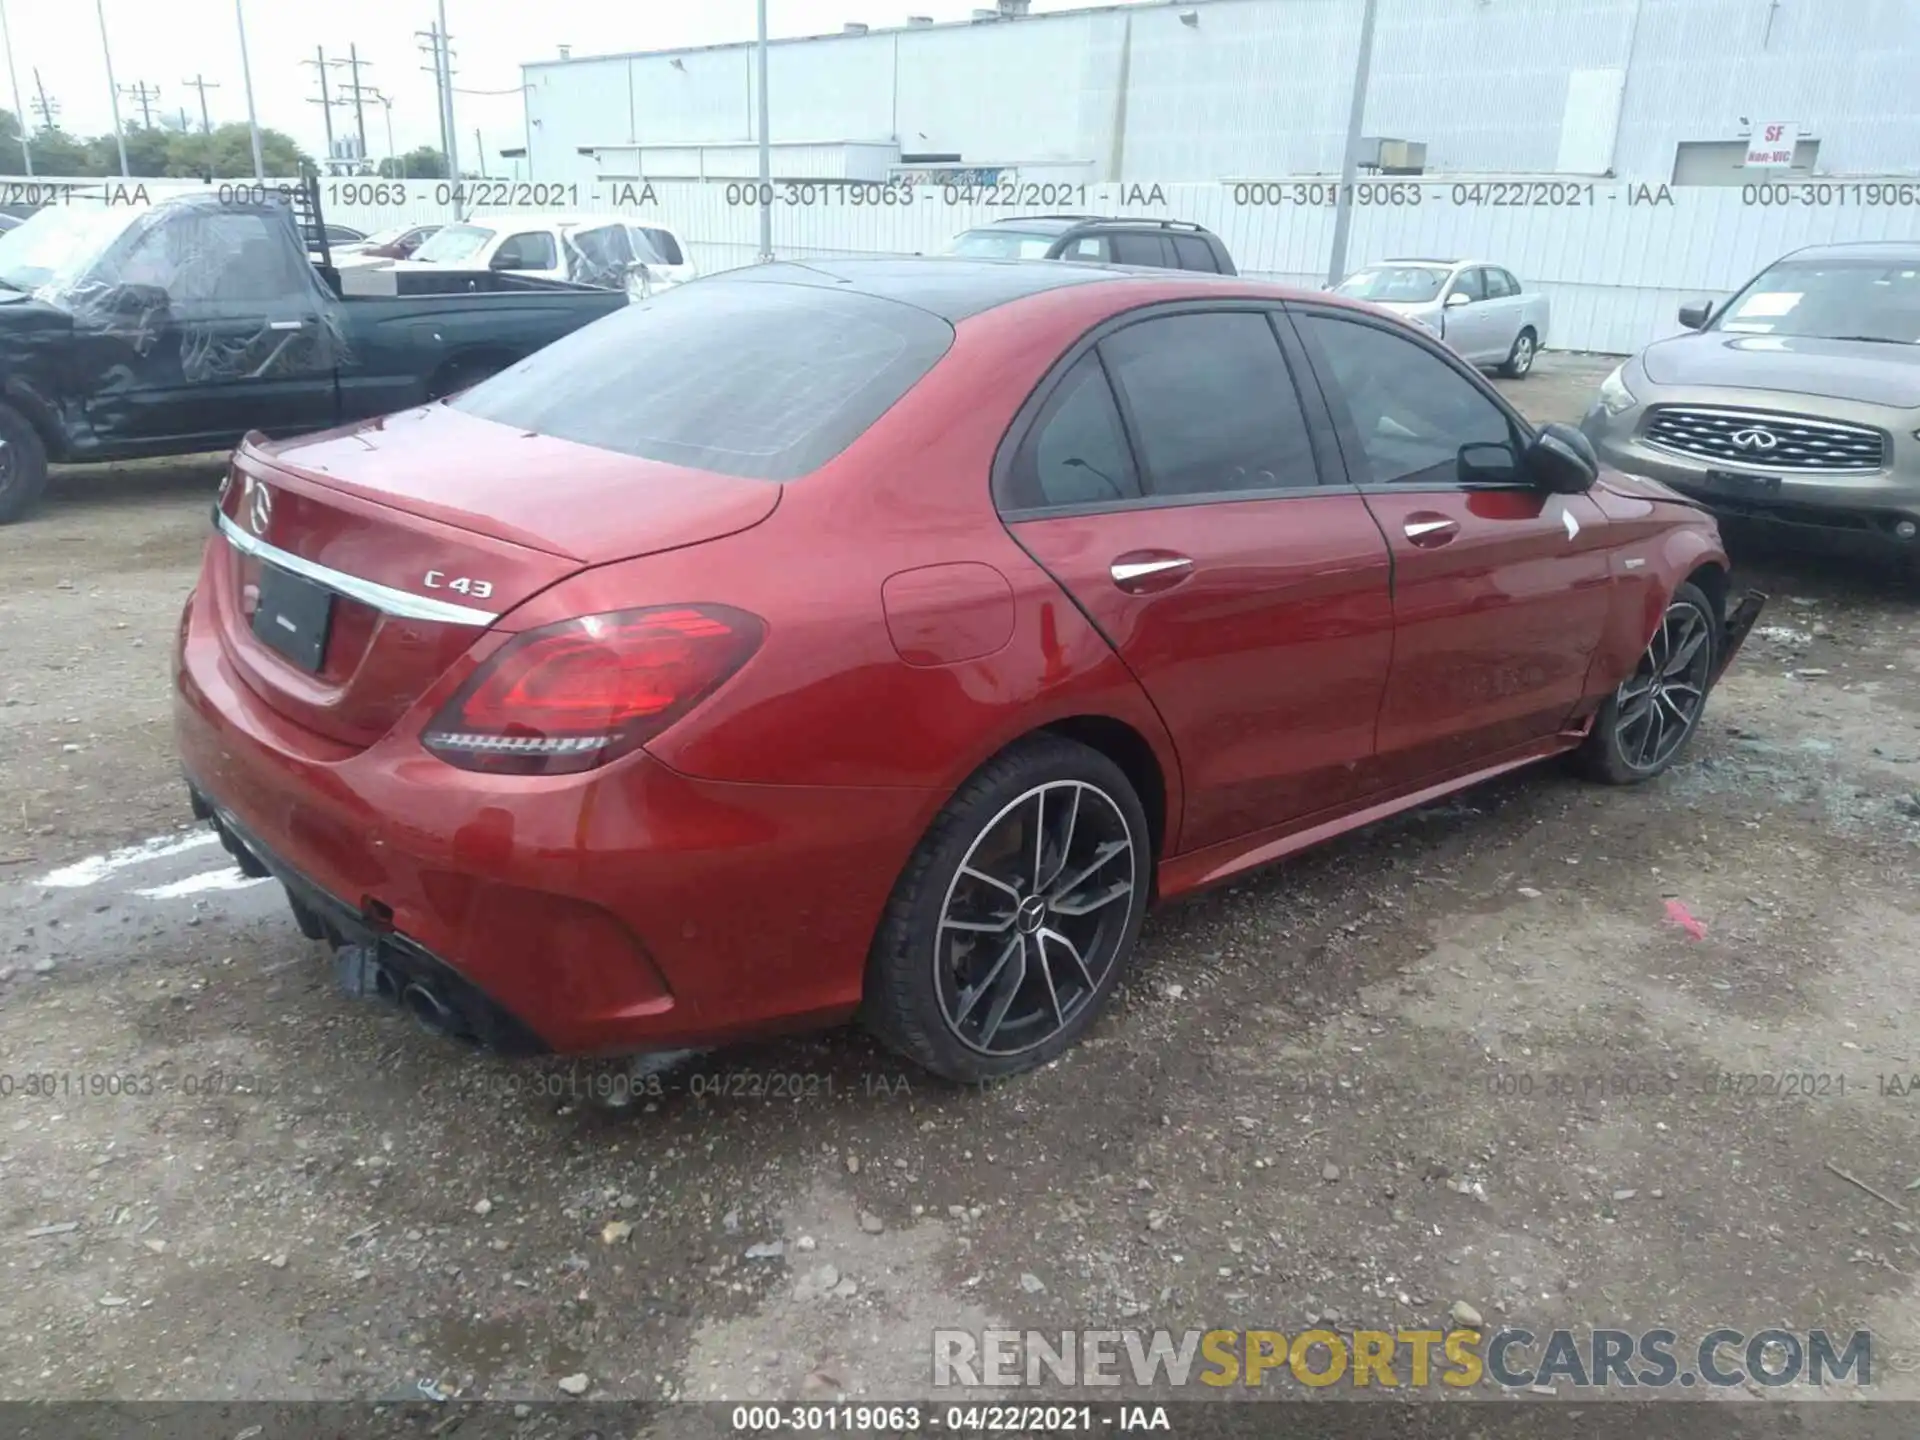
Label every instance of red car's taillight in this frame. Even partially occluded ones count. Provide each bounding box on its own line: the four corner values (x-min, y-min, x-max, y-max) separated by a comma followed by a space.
422, 604, 763, 776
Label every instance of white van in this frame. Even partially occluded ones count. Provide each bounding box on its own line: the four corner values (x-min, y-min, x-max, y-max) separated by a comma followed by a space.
397, 212, 697, 299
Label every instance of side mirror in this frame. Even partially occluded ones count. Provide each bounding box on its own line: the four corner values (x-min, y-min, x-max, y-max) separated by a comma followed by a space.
1527, 422, 1598, 495
1445, 290, 1472, 309
1677, 300, 1713, 330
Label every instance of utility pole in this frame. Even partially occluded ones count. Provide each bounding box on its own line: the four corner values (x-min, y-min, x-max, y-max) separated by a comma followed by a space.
234, 0, 264, 177
1325, 0, 1380, 287
473, 126, 486, 178
373, 90, 397, 176
30, 67, 56, 133
328, 45, 371, 171
436, 0, 459, 181
755, 0, 771, 262
415, 23, 451, 176
182, 73, 219, 134
0, 0, 31, 174
95, 0, 130, 176
304, 46, 337, 171
119, 80, 160, 129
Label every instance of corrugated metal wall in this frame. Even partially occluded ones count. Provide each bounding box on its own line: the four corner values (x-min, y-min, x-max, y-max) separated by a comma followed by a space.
26, 174, 1920, 354
521, 0, 1920, 185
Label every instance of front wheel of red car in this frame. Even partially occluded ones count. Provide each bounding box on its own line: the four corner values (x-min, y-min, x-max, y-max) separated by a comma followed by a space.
864, 736, 1151, 1083
1577, 581, 1718, 784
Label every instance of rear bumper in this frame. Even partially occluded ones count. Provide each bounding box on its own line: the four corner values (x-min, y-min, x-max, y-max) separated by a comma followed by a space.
173, 578, 936, 1057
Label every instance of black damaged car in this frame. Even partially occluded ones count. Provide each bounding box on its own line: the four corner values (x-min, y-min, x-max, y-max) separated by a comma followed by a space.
0, 183, 631, 522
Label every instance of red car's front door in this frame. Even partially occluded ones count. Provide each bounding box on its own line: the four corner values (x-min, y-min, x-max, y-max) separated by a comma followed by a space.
998, 308, 1395, 854
1290, 307, 1615, 783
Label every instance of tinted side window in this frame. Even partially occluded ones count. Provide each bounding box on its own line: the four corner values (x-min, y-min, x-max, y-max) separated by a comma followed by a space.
454, 281, 954, 481
1300, 314, 1520, 488
1100, 312, 1318, 497
1451, 268, 1487, 302
1488, 269, 1517, 298
1170, 234, 1217, 272
1112, 232, 1172, 268
1002, 353, 1141, 510
494, 231, 558, 270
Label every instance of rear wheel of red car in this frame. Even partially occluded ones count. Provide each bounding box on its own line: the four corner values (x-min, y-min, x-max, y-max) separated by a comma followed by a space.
864, 735, 1150, 1083
1577, 582, 1718, 784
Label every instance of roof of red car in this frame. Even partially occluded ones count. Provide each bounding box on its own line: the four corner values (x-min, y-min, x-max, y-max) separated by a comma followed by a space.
713, 256, 1305, 322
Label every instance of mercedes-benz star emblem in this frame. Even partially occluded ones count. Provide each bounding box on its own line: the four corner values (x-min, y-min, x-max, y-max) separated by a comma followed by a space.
245, 477, 274, 536
1728, 427, 1779, 453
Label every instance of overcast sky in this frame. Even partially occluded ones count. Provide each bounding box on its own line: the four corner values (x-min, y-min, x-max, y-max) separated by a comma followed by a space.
3, 0, 1111, 168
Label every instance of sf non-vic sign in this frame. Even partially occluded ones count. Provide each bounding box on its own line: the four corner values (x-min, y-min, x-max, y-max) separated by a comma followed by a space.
1744, 122, 1799, 168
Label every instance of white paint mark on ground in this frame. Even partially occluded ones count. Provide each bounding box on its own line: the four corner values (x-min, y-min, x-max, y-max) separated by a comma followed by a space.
38, 830, 219, 889
135, 868, 271, 900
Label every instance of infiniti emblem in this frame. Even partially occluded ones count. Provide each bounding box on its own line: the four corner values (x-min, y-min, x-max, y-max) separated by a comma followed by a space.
245, 476, 274, 536
1728, 426, 1779, 453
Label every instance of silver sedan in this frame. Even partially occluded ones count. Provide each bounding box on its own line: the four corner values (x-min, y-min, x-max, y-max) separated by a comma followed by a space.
1331, 258, 1552, 377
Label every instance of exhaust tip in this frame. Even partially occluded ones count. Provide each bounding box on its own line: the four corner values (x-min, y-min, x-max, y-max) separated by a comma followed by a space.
402, 981, 457, 1035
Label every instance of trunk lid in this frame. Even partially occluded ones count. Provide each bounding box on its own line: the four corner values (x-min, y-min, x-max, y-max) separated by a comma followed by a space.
212, 406, 780, 748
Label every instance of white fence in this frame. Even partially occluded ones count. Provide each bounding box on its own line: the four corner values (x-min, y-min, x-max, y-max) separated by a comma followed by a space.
15, 173, 1920, 354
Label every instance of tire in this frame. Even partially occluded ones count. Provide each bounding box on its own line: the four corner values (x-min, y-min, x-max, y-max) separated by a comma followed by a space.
863, 735, 1152, 1083
0, 401, 51, 525
1577, 581, 1718, 784
1499, 328, 1538, 379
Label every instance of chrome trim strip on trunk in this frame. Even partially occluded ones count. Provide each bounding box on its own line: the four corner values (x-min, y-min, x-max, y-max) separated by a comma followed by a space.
214, 511, 500, 627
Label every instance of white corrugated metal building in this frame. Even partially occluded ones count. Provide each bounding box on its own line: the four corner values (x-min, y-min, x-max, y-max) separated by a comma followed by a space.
521, 0, 1920, 186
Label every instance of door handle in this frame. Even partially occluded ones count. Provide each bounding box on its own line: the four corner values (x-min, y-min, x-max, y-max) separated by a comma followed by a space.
1110, 553, 1193, 594
267, 320, 307, 331
1402, 515, 1459, 547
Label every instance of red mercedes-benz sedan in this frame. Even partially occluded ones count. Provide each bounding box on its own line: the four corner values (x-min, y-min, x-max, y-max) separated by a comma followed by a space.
174, 258, 1763, 1084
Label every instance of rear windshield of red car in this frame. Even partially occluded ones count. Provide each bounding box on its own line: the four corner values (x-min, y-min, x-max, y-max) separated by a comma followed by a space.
451, 279, 956, 480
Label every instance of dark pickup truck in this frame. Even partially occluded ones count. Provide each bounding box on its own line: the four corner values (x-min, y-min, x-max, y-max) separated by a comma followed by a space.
0, 185, 630, 522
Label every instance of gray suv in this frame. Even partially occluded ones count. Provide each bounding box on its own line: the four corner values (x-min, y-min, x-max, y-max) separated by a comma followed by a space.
1580, 242, 1920, 571
944, 215, 1237, 275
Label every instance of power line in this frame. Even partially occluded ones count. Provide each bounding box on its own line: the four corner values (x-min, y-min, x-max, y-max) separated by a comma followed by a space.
182, 73, 220, 134
118, 80, 160, 129
29, 65, 57, 131
326, 45, 373, 168
414, 21, 458, 174
302, 46, 336, 162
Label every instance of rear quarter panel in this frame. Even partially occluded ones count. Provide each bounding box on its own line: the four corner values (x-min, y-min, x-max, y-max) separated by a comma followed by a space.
494, 278, 1197, 839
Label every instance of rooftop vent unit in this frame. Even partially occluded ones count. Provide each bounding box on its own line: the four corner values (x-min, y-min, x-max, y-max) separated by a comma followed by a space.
998, 0, 1032, 13
971, 7, 1000, 19
844, 21, 869, 33
906, 15, 935, 26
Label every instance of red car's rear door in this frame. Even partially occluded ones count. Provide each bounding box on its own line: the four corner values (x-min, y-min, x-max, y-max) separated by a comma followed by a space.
1000, 306, 1395, 855
1289, 306, 1614, 783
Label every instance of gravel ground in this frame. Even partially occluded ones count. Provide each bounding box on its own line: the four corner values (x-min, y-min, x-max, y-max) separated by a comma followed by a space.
2, 353, 1919, 1419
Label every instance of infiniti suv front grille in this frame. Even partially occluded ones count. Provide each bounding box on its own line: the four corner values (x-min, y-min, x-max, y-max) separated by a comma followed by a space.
1644, 407, 1885, 473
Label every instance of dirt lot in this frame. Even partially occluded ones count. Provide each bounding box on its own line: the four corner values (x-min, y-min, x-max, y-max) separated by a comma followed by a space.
2, 354, 1919, 1420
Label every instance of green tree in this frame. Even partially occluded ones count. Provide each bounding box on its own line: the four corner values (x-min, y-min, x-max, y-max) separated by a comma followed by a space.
0, 108, 26, 172
84, 125, 175, 177
378, 146, 447, 179
24, 127, 93, 176
163, 123, 311, 179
